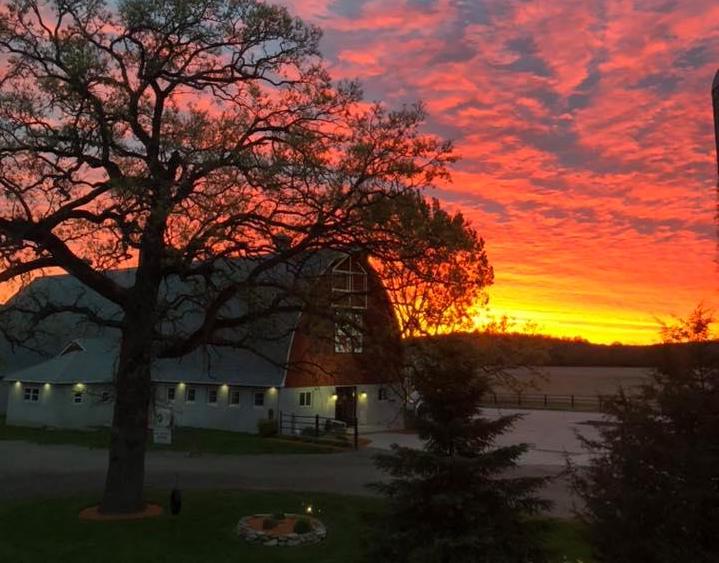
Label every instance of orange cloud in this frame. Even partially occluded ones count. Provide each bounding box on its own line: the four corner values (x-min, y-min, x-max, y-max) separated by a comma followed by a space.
285, 0, 717, 344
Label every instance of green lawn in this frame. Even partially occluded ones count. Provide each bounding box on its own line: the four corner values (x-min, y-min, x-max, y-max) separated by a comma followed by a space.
0, 490, 594, 563
0, 416, 338, 455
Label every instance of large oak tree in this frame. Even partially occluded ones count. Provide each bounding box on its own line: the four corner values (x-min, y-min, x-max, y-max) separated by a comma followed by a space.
0, 0, 491, 513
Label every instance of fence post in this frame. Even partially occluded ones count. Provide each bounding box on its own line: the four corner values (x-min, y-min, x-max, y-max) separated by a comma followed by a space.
353, 417, 358, 450
315, 414, 320, 437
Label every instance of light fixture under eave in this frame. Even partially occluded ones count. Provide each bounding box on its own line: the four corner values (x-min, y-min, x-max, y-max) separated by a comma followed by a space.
44, 383, 51, 390
331, 394, 338, 401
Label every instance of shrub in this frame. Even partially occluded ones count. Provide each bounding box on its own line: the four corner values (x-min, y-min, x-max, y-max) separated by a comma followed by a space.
572, 306, 719, 563
256, 418, 277, 437
262, 518, 278, 530
293, 517, 313, 534
371, 339, 550, 563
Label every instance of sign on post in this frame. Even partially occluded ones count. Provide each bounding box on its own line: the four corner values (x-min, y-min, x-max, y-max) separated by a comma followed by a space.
153, 406, 173, 445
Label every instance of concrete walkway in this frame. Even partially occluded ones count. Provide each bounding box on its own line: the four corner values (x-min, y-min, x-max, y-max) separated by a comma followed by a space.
366, 407, 604, 466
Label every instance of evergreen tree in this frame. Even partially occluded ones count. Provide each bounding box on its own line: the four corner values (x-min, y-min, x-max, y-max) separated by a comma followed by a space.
572, 306, 719, 563
371, 339, 551, 563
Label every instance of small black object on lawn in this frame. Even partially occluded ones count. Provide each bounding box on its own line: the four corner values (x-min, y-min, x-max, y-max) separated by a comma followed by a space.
170, 474, 182, 515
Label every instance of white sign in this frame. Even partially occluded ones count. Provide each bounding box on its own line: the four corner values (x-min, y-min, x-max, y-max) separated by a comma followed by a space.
153, 427, 172, 445
153, 407, 173, 444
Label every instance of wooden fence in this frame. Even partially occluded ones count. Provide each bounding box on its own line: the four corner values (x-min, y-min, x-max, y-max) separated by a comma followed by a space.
278, 411, 359, 449
480, 392, 608, 412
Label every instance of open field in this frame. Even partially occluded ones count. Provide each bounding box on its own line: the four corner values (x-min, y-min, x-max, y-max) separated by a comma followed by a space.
0, 490, 594, 563
484, 366, 652, 411
0, 417, 338, 455
497, 366, 652, 396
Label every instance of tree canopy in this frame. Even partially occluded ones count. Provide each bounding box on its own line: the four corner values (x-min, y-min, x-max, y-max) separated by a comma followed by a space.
0, 0, 492, 513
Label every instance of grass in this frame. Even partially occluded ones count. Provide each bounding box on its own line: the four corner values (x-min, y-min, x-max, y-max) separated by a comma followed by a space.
0, 490, 594, 563
0, 416, 338, 455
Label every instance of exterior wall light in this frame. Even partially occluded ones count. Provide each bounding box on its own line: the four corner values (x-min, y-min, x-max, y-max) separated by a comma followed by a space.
15, 381, 21, 387
74, 383, 85, 391
220, 384, 229, 391
331, 394, 338, 401
44, 383, 51, 390
268, 386, 277, 394
359, 392, 368, 400
178, 382, 186, 389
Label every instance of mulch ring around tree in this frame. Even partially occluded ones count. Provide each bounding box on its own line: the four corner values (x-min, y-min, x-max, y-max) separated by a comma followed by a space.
236, 513, 327, 547
78, 503, 163, 521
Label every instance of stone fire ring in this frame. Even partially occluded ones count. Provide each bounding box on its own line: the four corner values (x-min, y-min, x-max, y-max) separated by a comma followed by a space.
236, 514, 327, 547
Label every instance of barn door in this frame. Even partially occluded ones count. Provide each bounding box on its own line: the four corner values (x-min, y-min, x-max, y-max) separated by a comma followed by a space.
334, 386, 356, 424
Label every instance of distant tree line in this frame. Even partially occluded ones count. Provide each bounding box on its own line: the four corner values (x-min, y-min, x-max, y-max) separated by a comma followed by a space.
419, 331, 719, 368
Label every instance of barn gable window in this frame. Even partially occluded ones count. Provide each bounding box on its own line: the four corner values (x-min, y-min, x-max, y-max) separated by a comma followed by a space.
334, 310, 363, 353
331, 256, 367, 309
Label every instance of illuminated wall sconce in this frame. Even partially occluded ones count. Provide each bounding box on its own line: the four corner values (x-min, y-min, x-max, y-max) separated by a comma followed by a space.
268, 386, 277, 394
220, 384, 229, 392
44, 383, 51, 390
178, 382, 186, 389
74, 383, 85, 391
15, 380, 21, 387
331, 393, 338, 401
359, 392, 368, 400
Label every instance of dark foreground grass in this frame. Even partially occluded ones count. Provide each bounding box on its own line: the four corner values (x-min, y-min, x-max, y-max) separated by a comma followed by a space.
0, 490, 594, 563
0, 416, 337, 455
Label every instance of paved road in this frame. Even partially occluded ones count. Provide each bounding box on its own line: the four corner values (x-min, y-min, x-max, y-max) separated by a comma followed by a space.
369, 407, 604, 466
0, 439, 583, 517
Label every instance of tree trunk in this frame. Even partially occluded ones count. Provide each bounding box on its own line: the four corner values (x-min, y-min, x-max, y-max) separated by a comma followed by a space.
99, 309, 155, 513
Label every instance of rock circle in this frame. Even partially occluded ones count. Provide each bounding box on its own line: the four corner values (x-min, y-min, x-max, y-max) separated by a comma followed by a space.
236, 513, 327, 547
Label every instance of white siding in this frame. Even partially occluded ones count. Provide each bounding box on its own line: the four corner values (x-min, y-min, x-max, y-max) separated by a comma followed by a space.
278, 383, 403, 432
153, 384, 281, 433
6, 382, 113, 428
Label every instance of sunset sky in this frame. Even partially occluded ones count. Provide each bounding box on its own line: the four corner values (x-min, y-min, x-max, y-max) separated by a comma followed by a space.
281, 0, 718, 344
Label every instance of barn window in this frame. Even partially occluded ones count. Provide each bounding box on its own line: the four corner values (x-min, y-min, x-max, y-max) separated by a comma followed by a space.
254, 391, 265, 407
167, 387, 176, 402
186, 387, 196, 403
334, 310, 363, 353
229, 389, 241, 406
23, 386, 40, 402
299, 391, 312, 407
378, 387, 388, 401
331, 256, 367, 309
207, 387, 218, 405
